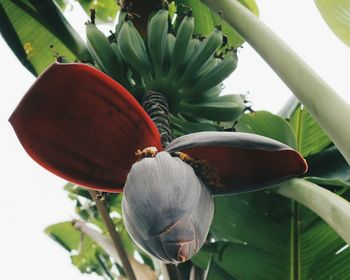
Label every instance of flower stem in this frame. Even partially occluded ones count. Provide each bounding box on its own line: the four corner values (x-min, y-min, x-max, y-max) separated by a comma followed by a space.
201, 0, 350, 165
142, 90, 173, 147
89, 190, 137, 280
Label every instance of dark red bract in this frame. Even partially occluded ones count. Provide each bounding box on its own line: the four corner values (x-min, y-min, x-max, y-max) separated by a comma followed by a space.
10, 63, 162, 192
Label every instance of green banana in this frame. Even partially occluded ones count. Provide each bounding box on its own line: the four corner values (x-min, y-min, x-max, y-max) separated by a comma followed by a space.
170, 114, 220, 135
163, 33, 176, 80
168, 15, 194, 80
176, 28, 223, 89
177, 94, 246, 121
85, 22, 126, 83
194, 56, 221, 81
112, 42, 145, 100
181, 38, 201, 68
110, 42, 126, 70
186, 84, 222, 103
117, 19, 153, 86
110, 42, 134, 89
147, 8, 169, 82
171, 37, 201, 100
115, 9, 128, 37
189, 51, 238, 97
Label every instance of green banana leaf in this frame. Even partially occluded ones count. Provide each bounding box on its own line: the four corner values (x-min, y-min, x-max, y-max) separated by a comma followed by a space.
289, 104, 332, 157
0, 0, 90, 76
305, 145, 350, 189
174, 0, 259, 48
191, 110, 350, 279
315, 0, 350, 48
45, 222, 114, 277
195, 188, 350, 279
235, 110, 297, 149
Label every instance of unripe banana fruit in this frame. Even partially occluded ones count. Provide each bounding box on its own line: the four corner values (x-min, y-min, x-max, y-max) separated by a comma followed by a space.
85, 7, 244, 124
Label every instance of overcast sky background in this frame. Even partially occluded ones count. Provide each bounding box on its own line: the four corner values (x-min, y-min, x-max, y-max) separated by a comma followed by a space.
1, 1, 350, 279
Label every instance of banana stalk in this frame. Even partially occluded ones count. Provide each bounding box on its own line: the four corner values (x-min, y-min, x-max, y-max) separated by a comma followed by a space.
274, 178, 350, 246
201, 0, 350, 165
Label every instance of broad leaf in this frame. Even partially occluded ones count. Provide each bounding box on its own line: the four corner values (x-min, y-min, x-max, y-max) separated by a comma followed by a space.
196, 109, 350, 279
305, 145, 350, 188
235, 110, 297, 149
278, 95, 300, 120
28, 0, 91, 60
289, 104, 331, 156
45, 221, 113, 277
45, 221, 81, 251
0, 3, 36, 75
174, 0, 259, 48
204, 188, 350, 279
0, 0, 89, 75
315, 0, 350, 48
74, 220, 157, 280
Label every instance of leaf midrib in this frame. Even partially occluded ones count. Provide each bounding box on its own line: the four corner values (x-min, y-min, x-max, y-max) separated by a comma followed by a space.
291, 107, 303, 280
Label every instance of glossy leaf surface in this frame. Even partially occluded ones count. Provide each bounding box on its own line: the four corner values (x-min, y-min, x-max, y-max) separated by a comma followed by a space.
0, 0, 89, 76
165, 131, 307, 194
236, 111, 297, 149
305, 145, 350, 188
10, 63, 162, 192
188, 110, 350, 279
191, 178, 350, 279
289, 104, 331, 157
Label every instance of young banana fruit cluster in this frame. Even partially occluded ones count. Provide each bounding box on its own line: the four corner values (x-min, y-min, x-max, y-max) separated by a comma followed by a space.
85, 7, 247, 134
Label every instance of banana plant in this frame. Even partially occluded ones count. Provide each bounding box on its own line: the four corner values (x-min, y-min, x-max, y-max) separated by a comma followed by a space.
4, 0, 350, 279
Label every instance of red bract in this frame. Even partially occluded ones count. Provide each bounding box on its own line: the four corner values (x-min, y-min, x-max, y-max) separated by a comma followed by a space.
166, 132, 308, 194
10, 63, 162, 192
10, 63, 307, 194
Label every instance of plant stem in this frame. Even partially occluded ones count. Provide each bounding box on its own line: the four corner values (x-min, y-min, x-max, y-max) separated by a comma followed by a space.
165, 264, 182, 280
89, 190, 137, 280
275, 178, 350, 246
142, 90, 173, 147
201, 0, 350, 165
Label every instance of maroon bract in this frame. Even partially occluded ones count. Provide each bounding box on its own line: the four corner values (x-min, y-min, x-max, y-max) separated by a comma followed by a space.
10, 63, 162, 192
166, 132, 308, 194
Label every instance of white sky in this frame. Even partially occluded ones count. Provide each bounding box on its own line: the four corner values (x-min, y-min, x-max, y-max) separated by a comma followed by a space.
1, 1, 349, 279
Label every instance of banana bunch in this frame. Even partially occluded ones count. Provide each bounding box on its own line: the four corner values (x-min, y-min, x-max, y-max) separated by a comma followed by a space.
84, 6, 247, 131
